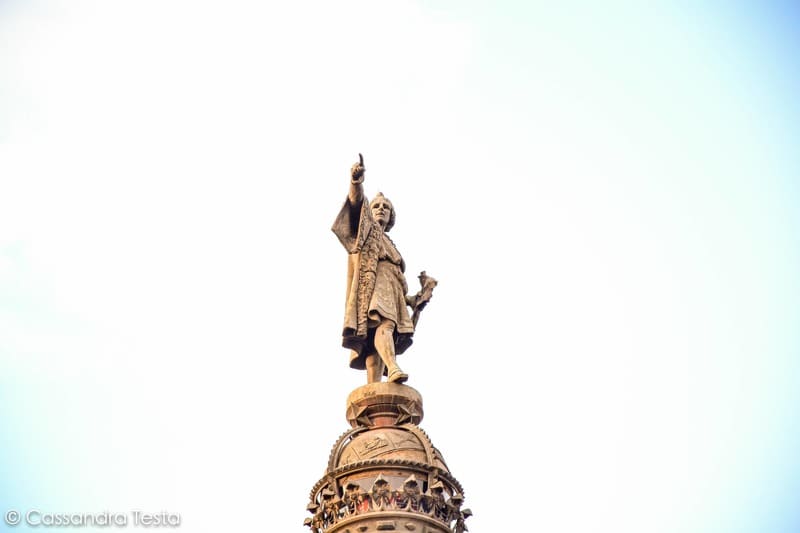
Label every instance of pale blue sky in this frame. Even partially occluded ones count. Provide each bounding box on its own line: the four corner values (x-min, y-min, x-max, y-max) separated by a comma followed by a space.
2, 2, 799, 532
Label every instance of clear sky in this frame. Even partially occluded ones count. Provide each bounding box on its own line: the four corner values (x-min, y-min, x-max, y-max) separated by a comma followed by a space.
2, 1, 799, 532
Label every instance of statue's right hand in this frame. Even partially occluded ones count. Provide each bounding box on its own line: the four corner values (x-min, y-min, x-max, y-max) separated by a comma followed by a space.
351, 153, 365, 183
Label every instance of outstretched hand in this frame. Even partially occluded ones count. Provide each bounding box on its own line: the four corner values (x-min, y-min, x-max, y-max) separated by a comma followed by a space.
351, 153, 365, 184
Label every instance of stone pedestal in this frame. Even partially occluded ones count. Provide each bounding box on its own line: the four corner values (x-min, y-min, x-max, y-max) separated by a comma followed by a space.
304, 384, 470, 533
346, 382, 424, 428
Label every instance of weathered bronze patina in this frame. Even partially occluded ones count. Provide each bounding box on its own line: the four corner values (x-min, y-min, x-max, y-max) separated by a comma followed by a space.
332, 154, 436, 385
306, 383, 471, 533
305, 155, 469, 533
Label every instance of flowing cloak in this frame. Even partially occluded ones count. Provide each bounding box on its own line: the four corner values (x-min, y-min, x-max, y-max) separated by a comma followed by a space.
332, 195, 414, 370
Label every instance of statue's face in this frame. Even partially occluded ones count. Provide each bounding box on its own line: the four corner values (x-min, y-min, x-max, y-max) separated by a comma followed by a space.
371, 198, 392, 229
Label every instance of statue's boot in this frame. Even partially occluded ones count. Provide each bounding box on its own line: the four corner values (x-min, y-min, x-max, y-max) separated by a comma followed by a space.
387, 366, 408, 384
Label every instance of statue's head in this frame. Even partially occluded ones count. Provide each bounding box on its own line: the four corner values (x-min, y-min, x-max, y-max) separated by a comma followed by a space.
370, 192, 395, 232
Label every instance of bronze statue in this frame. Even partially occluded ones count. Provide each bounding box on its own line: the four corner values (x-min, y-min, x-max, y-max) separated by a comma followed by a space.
332, 154, 436, 384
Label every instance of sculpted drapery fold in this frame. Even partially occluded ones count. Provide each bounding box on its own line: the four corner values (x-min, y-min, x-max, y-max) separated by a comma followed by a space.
332, 195, 414, 370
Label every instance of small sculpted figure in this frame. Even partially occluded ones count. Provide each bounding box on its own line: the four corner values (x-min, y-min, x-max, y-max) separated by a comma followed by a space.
321, 487, 339, 526
344, 481, 367, 515
446, 492, 466, 531
396, 474, 422, 512
425, 480, 448, 520
332, 154, 436, 384
304, 503, 323, 533
456, 507, 473, 533
370, 474, 393, 510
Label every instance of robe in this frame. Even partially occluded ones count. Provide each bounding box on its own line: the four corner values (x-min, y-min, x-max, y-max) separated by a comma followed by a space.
332, 195, 414, 370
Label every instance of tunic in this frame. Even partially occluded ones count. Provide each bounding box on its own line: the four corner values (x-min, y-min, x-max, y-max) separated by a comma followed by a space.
332, 195, 414, 370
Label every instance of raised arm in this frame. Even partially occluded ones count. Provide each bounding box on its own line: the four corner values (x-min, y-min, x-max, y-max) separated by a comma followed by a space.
332, 154, 369, 249
349, 153, 365, 205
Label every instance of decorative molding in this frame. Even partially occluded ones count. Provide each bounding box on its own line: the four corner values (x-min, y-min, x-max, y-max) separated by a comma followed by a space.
305, 474, 471, 533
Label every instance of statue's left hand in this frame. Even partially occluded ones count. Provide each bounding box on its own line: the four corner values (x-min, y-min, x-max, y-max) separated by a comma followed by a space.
411, 271, 437, 311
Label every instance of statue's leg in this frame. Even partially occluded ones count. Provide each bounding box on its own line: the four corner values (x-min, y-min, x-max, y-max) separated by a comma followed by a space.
375, 318, 408, 383
364, 354, 384, 384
